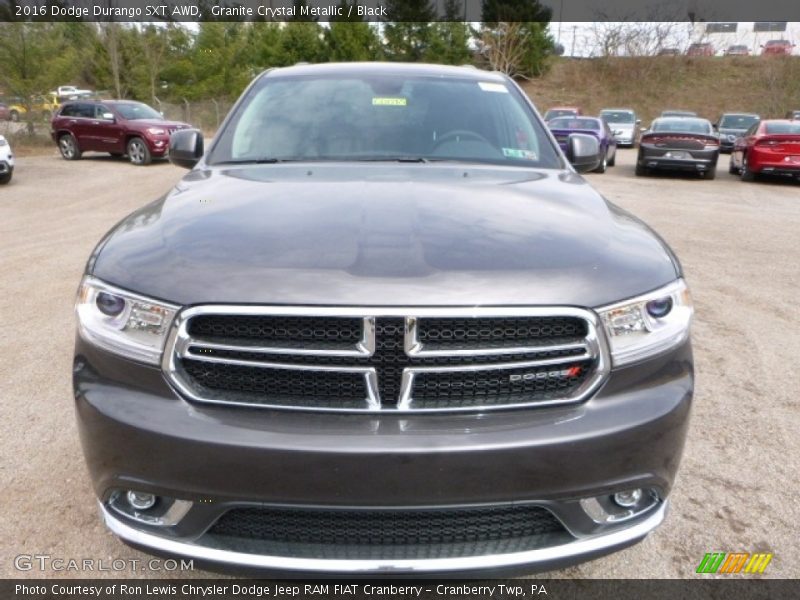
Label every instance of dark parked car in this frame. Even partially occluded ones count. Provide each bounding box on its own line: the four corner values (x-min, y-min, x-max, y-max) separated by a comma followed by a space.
74, 63, 694, 576
548, 116, 617, 172
686, 43, 714, 56
761, 40, 795, 56
636, 117, 720, 179
543, 106, 582, 122
50, 100, 190, 165
714, 113, 760, 153
599, 108, 641, 147
724, 44, 750, 56
730, 119, 800, 181
786, 110, 800, 120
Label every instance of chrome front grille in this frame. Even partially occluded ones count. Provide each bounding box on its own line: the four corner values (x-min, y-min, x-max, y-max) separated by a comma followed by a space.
163, 306, 609, 413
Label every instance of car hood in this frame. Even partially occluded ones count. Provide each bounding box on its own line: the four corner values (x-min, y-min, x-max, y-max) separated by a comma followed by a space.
90, 164, 679, 308
130, 119, 190, 129
608, 123, 636, 131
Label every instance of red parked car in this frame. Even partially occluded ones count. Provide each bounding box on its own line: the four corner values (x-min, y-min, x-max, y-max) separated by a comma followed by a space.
50, 100, 191, 165
686, 43, 715, 56
760, 40, 795, 56
0, 102, 9, 121
730, 120, 800, 181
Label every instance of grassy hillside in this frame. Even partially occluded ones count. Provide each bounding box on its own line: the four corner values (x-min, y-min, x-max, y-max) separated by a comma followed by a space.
521, 56, 800, 124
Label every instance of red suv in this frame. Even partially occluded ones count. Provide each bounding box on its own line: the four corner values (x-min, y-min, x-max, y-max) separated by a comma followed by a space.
760, 40, 795, 56
686, 43, 715, 56
51, 100, 190, 165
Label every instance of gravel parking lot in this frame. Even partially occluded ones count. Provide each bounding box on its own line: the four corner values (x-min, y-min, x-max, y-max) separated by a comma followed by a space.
0, 149, 797, 578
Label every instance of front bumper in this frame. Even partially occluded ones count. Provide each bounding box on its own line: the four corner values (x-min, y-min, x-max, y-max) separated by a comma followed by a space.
74, 336, 693, 575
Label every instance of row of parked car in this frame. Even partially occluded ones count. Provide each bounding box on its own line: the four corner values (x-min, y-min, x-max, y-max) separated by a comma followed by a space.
0, 86, 98, 123
542, 106, 800, 182
659, 39, 796, 56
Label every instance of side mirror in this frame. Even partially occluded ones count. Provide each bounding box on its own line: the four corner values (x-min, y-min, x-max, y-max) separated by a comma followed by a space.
635, 119, 641, 125
169, 128, 203, 170
565, 133, 601, 173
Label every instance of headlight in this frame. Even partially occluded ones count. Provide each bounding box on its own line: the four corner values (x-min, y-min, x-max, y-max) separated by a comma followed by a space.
597, 279, 693, 367
76, 276, 179, 364
147, 127, 166, 135
0, 138, 7, 147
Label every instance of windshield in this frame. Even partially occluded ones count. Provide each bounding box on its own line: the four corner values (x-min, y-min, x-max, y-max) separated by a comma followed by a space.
719, 115, 759, 129
114, 103, 162, 121
765, 122, 800, 134
652, 119, 712, 134
209, 74, 561, 168
544, 109, 577, 120
548, 117, 600, 130
600, 111, 634, 123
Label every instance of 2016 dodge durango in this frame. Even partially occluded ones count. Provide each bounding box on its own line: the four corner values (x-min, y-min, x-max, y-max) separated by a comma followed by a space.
73, 63, 694, 576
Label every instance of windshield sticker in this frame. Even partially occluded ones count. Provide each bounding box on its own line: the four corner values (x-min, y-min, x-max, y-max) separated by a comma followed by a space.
478, 82, 509, 93
503, 148, 538, 160
372, 97, 407, 107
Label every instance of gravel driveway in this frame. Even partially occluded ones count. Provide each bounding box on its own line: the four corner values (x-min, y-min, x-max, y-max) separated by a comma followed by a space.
1, 149, 797, 578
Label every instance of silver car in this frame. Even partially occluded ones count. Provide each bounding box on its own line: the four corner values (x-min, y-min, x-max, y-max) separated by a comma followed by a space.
599, 108, 640, 147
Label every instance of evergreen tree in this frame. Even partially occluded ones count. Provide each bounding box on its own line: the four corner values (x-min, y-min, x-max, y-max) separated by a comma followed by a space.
382, 0, 435, 62
425, 0, 472, 65
326, 1, 382, 62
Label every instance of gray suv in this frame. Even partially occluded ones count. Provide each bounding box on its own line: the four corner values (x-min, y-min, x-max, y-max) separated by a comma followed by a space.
74, 63, 694, 576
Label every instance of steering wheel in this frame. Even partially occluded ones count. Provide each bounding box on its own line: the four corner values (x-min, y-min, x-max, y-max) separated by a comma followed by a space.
432, 129, 494, 150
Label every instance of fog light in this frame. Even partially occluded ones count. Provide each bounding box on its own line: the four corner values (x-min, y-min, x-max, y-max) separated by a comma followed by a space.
613, 489, 643, 508
126, 491, 156, 511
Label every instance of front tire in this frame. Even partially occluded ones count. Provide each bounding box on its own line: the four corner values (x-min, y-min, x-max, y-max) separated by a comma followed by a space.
58, 133, 82, 160
608, 149, 616, 167
0, 169, 11, 185
594, 154, 607, 173
127, 137, 152, 166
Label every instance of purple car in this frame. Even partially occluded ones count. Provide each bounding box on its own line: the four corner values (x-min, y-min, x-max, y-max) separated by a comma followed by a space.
548, 116, 618, 173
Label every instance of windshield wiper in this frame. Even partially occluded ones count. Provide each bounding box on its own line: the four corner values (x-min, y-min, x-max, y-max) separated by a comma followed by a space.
354, 156, 430, 163
214, 158, 301, 165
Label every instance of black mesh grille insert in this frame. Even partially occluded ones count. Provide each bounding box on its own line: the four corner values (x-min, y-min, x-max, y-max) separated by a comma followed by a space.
205, 504, 570, 559
187, 315, 362, 348
411, 360, 593, 409
181, 359, 366, 409
418, 316, 587, 350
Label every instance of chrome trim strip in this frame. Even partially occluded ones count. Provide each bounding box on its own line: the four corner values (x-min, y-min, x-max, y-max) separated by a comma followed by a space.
100, 501, 666, 574
162, 305, 610, 414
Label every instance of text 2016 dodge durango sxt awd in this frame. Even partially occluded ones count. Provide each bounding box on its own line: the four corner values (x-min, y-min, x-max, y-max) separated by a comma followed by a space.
74, 63, 693, 576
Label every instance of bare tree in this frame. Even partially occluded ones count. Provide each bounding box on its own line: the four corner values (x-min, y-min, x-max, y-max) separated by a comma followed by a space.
477, 22, 530, 79
98, 23, 125, 98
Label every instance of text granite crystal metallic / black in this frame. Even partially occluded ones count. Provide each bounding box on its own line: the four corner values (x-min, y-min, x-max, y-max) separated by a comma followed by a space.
73, 63, 694, 576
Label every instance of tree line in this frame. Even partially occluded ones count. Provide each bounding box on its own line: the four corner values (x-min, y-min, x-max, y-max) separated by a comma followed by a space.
0, 0, 554, 106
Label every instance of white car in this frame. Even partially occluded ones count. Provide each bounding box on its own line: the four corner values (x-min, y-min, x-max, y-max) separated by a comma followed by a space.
55, 85, 92, 100
0, 134, 14, 184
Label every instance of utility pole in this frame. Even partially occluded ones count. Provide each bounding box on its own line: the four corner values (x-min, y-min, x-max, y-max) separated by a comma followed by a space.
571, 25, 578, 57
